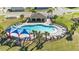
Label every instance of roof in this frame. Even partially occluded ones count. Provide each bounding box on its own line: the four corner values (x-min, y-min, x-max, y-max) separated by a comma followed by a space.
30, 13, 46, 19
8, 7, 24, 12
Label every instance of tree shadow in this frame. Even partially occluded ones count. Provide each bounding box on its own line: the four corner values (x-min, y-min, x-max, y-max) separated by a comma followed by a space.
66, 36, 73, 41
19, 46, 28, 51
19, 40, 34, 51
66, 31, 73, 41
30, 40, 47, 51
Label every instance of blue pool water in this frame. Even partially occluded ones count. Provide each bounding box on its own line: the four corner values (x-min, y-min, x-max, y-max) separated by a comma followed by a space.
16, 24, 57, 33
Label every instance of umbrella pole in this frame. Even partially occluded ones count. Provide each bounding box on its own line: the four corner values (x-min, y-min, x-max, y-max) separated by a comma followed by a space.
18, 34, 22, 46
8, 32, 12, 40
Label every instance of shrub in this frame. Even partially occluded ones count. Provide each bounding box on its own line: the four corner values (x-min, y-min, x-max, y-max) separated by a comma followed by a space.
53, 15, 58, 19
67, 7, 77, 9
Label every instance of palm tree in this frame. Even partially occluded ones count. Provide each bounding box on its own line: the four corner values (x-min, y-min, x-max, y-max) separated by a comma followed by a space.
35, 31, 44, 50
19, 14, 24, 23
10, 38, 17, 47
44, 31, 49, 41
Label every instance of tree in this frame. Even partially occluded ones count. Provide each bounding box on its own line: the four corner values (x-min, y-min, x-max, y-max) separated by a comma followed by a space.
66, 7, 76, 9
44, 31, 50, 41
29, 8, 37, 13
66, 32, 73, 41
35, 31, 44, 50
10, 38, 17, 47
20, 14, 24, 19
47, 7, 55, 19
32, 30, 37, 39
19, 14, 25, 23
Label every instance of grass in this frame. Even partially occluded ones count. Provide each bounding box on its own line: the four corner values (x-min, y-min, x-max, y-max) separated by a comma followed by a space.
55, 13, 74, 30
75, 26, 79, 33
0, 19, 19, 29
55, 12, 79, 31
0, 15, 5, 22
72, 12, 79, 18
0, 45, 21, 51
8, 46, 21, 51
0, 45, 10, 51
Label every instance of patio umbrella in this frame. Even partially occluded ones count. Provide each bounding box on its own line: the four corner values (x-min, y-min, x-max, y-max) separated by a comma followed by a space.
20, 29, 29, 39
11, 29, 20, 38
6, 27, 16, 36
6, 27, 15, 39
6, 28, 11, 36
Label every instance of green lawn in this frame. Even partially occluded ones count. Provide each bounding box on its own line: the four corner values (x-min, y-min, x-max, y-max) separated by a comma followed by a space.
0, 45, 21, 51
0, 19, 19, 29
8, 46, 21, 51
0, 45, 10, 51
55, 13, 73, 30
55, 12, 79, 31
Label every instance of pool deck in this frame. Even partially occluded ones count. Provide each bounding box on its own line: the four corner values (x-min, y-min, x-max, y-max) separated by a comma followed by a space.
17, 22, 50, 28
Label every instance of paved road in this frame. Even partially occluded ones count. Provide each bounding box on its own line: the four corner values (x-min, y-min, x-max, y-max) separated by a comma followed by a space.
1, 7, 79, 17
54, 7, 79, 15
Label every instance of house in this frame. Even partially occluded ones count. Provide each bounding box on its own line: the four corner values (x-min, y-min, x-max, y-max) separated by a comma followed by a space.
8, 7, 25, 12
27, 13, 47, 23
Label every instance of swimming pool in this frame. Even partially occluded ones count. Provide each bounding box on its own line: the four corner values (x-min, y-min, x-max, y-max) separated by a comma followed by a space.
17, 24, 57, 34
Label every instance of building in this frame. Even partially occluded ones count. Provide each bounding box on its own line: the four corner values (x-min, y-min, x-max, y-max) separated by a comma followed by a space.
27, 13, 47, 23
8, 7, 25, 12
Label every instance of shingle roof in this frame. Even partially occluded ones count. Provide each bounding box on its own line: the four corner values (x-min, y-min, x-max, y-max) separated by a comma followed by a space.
30, 13, 46, 19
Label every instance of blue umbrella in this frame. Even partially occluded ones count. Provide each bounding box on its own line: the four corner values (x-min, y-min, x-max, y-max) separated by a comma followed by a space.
6, 27, 16, 39
6, 28, 12, 37
11, 29, 20, 38
6, 27, 11, 33
20, 29, 29, 34
20, 29, 29, 38
6, 27, 16, 33
6, 27, 15, 36
12, 29, 19, 34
